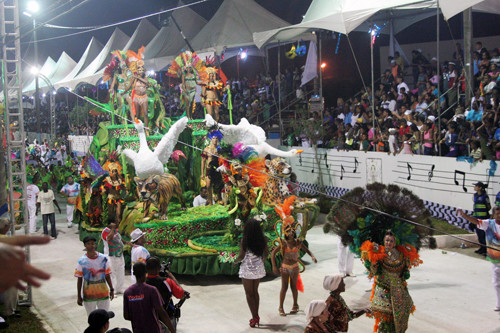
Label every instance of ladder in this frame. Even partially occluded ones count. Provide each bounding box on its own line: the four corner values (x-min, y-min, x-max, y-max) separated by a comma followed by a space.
1, 0, 32, 306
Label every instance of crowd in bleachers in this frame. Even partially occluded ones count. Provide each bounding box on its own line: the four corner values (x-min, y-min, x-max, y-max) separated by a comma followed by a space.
285, 41, 500, 161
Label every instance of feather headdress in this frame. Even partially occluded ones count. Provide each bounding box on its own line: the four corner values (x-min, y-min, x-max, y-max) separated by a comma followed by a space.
167, 50, 207, 82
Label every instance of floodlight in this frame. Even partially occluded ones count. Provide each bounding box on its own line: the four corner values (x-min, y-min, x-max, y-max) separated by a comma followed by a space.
30, 66, 39, 75
27, 1, 39, 13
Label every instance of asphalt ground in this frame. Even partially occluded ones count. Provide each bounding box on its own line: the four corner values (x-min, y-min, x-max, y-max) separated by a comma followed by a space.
25, 199, 500, 333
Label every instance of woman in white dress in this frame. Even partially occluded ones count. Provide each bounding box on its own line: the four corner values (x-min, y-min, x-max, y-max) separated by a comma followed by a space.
234, 218, 268, 328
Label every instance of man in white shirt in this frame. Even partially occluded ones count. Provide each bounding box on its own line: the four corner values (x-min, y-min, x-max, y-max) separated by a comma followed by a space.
36, 182, 61, 239
130, 229, 150, 283
396, 76, 409, 96
26, 179, 40, 233
193, 187, 208, 207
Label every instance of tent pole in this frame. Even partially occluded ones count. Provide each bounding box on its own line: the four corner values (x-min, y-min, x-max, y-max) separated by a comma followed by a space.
371, 30, 375, 137
278, 42, 282, 137
319, 30, 324, 125
437, 1, 441, 157
463, 8, 473, 104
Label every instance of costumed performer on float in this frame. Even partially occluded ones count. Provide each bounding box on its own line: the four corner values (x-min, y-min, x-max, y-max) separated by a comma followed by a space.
123, 47, 150, 131
103, 151, 125, 224
167, 51, 206, 120
360, 230, 422, 333
201, 58, 228, 122
271, 196, 317, 316
200, 130, 223, 205
104, 50, 131, 124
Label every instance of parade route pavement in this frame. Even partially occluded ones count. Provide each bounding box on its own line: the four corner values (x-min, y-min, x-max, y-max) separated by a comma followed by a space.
28, 204, 500, 333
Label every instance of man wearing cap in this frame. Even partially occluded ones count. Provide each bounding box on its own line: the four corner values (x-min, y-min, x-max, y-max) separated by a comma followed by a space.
84, 309, 131, 333
124, 262, 176, 333
101, 222, 125, 294
446, 62, 458, 106
390, 59, 402, 80
472, 181, 490, 256
75, 236, 114, 316
130, 229, 150, 283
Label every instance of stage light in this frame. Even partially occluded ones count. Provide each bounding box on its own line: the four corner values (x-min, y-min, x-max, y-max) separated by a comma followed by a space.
22, 11, 32, 17
30, 66, 39, 75
147, 70, 156, 77
52, 91, 56, 95
27, 1, 39, 14
321, 63, 326, 69
42, 93, 46, 97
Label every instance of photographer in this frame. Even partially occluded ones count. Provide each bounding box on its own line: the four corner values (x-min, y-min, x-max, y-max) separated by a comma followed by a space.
145, 257, 189, 333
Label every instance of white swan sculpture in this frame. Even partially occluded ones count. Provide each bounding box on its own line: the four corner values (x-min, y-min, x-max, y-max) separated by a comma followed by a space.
122, 117, 188, 179
205, 114, 303, 158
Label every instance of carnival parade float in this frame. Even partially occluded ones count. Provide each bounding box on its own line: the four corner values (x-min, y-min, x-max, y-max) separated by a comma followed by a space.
73, 49, 319, 275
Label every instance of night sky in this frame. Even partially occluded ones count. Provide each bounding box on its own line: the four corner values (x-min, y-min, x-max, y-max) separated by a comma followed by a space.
19, 0, 500, 104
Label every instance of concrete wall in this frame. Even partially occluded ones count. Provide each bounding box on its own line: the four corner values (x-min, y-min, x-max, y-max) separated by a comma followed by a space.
68, 135, 93, 156
282, 146, 499, 212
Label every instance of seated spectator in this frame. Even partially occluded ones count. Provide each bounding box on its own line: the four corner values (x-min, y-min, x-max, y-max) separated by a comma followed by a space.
470, 140, 482, 161
466, 102, 483, 122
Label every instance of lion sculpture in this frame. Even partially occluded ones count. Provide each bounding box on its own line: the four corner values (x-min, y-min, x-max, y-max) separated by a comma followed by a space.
135, 173, 186, 220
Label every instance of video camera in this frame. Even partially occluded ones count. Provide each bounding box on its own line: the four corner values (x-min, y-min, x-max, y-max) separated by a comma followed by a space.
159, 259, 173, 278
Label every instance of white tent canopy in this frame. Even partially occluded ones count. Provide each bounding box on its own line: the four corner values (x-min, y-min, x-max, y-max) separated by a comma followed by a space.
121, 19, 158, 56
55, 37, 104, 88
24, 52, 77, 94
22, 57, 56, 93
64, 28, 129, 89
190, 0, 290, 54
253, 0, 500, 48
145, 5, 207, 59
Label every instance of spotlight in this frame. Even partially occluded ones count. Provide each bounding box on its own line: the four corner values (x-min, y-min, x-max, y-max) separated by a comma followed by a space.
321, 63, 326, 69
42, 93, 46, 97
27, 1, 39, 13
30, 66, 39, 75
240, 51, 247, 60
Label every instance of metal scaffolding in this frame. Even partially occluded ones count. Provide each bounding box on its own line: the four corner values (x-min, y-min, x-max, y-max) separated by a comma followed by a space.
1, 0, 32, 305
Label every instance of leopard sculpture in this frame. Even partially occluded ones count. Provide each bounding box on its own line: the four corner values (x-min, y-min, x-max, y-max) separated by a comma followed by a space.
135, 173, 186, 220
262, 157, 316, 207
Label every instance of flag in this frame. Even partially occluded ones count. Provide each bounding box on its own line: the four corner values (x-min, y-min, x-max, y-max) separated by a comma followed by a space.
301, 41, 318, 87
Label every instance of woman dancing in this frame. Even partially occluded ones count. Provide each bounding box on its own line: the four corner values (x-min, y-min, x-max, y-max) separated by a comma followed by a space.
234, 218, 268, 328
360, 230, 422, 333
271, 220, 317, 316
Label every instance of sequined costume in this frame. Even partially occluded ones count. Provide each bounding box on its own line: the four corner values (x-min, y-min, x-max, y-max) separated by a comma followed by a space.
360, 241, 422, 333
238, 251, 266, 280
326, 292, 355, 332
